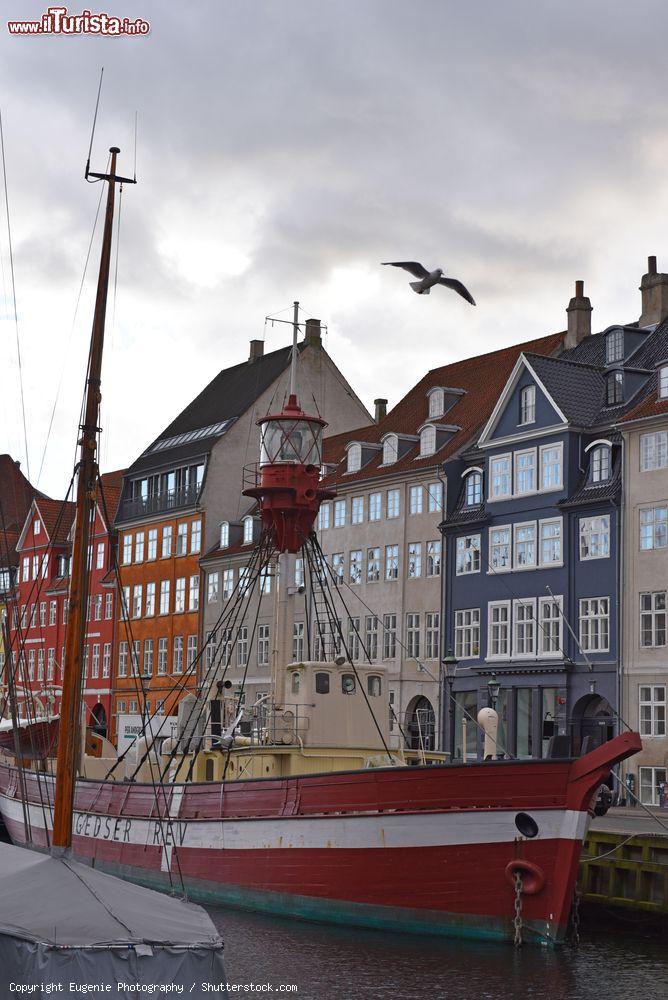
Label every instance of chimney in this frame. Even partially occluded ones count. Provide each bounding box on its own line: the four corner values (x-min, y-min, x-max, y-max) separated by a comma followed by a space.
639, 256, 668, 327
304, 318, 322, 348
565, 279, 592, 350
374, 398, 388, 423
249, 339, 264, 362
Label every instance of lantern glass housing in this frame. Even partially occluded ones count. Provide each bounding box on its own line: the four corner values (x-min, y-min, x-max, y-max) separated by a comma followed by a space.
260, 418, 324, 466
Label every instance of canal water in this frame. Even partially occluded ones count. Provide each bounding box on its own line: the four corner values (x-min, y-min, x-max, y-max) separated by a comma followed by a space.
209, 906, 666, 1000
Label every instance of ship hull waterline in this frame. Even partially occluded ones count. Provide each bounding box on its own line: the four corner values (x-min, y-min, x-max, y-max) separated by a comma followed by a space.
0, 731, 641, 947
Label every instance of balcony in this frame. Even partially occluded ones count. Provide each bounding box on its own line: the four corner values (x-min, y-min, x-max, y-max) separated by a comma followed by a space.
118, 483, 200, 523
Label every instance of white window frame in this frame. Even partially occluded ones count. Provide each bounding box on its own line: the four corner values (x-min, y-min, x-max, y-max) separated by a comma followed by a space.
487, 601, 511, 660
639, 766, 667, 806
454, 608, 480, 660
420, 425, 436, 457
640, 591, 667, 648
409, 485, 423, 515
538, 595, 562, 658
640, 431, 668, 472
387, 489, 400, 519
428, 388, 444, 418
639, 685, 666, 738
514, 448, 537, 496
579, 515, 610, 561
489, 453, 512, 501
347, 444, 361, 474
579, 597, 610, 652
385, 544, 399, 581
407, 542, 422, 578
463, 469, 482, 506
539, 443, 563, 492
659, 366, 668, 399
369, 492, 382, 521
455, 534, 481, 575
427, 481, 443, 513
349, 550, 362, 585
351, 496, 364, 524
334, 499, 346, 527
426, 539, 441, 577
489, 525, 511, 572
243, 516, 254, 544
513, 598, 537, 658
382, 434, 398, 466
219, 522, 229, 548
366, 547, 381, 583
539, 517, 563, 567
318, 504, 331, 531
519, 385, 536, 425
591, 445, 611, 482
640, 507, 668, 551
513, 521, 537, 570
208, 571, 220, 603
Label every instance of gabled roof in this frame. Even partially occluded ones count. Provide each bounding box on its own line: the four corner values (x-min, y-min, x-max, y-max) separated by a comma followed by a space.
97, 469, 125, 530
32, 498, 76, 547
0, 455, 46, 569
321, 331, 564, 484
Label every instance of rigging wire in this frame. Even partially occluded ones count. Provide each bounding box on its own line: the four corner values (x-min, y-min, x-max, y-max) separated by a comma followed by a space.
85, 67, 104, 180
0, 108, 30, 480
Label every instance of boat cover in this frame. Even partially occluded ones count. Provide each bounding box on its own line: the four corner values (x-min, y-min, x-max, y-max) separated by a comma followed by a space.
0, 842, 225, 987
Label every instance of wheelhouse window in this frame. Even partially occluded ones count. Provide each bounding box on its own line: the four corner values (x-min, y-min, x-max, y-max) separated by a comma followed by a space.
367, 675, 382, 697
315, 672, 330, 694
590, 445, 611, 482
605, 371, 624, 405
519, 385, 536, 425
464, 470, 482, 506
342, 674, 356, 695
382, 435, 398, 465
606, 328, 624, 364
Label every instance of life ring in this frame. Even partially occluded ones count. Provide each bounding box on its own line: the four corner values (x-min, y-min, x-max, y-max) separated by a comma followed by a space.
505, 859, 546, 895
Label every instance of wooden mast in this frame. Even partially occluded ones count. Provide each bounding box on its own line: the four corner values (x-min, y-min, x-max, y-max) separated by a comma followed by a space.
52, 146, 133, 853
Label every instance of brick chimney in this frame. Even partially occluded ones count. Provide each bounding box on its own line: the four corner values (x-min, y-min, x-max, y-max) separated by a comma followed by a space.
565, 279, 592, 350
249, 339, 264, 362
304, 318, 322, 348
374, 398, 387, 423
639, 256, 668, 327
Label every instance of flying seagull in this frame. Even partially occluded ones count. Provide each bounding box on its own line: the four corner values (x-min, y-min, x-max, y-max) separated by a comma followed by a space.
382, 261, 476, 304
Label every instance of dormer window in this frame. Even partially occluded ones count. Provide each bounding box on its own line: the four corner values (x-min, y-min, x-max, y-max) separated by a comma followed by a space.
428, 388, 445, 418
519, 385, 536, 425
606, 328, 624, 364
382, 434, 398, 465
243, 516, 254, 544
591, 445, 611, 483
220, 522, 229, 548
606, 371, 623, 406
347, 444, 361, 473
659, 365, 668, 399
464, 470, 482, 506
420, 425, 436, 457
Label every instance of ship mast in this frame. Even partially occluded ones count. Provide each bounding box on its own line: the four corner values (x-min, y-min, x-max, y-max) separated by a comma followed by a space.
52, 147, 135, 854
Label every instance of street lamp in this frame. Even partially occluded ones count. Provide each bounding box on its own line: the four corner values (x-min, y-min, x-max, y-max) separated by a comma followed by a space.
441, 649, 458, 761
487, 673, 500, 710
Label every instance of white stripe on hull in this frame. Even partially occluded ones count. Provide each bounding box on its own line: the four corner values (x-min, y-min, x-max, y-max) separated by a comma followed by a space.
0, 791, 589, 851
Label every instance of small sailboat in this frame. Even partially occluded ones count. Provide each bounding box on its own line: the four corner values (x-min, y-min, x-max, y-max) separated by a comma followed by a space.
0, 145, 225, 986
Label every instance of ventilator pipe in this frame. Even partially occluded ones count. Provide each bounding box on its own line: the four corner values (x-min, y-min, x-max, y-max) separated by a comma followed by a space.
477, 707, 499, 760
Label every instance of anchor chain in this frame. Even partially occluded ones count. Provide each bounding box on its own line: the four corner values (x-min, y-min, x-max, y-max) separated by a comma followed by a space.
569, 887, 581, 948
513, 871, 523, 947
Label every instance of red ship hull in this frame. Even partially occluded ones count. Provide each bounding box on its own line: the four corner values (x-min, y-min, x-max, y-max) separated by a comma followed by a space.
0, 732, 640, 945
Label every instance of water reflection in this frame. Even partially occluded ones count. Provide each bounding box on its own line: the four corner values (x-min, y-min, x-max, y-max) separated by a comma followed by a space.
209, 906, 665, 1000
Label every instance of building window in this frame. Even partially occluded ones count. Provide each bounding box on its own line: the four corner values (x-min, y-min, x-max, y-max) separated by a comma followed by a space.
331, 552, 344, 584
219, 522, 229, 548
243, 516, 254, 544
456, 534, 480, 575
420, 425, 436, 457
426, 539, 441, 577
539, 596, 562, 656
122, 535, 132, 564
135, 531, 145, 562
118, 641, 128, 678
606, 328, 624, 364
347, 617, 361, 661
425, 612, 439, 660
513, 599, 536, 657
639, 766, 667, 807
189, 575, 200, 611
427, 481, 443, 512
235, 627, 248, 668
49, 600, 56, 626
464, 471, 482, 506
105, 592, 113, 619
406, 613, 421, 659
407, 542, 422, 578
255, 624, 270, 667
514, 450, 536, 494
369, 492, 381, 521
143, 639, 153, 677
490, 526, 511, 571
409, 485, 423, 514
540, 444, 563, 491
455, 609, 480, 659
352, 496, 364, 524
384, 544, 399, 581
639, 685, 666, 737
173, 636, 184, 674
120, 587, 129, 620
334, 500, 346, 527
640, 507, 668, 550
239, 567, 251, 596
513, 522, 536, 569
176, 522, 188, 556
605, 371, 624, 405
387, 489, 400, 518
175, 577, 186, 613
488, 602, 510, 659
347, 444, 361, 473
519, 385, 536, 425
382, 614, 396, 659
349, 550, 362, 584
363, 615, 378, 660
147, 528, 157, 560
222, 569, 234, 599
579, 515, 610, 559
489, 454, 511, 499
659, 366, 668, 399
208, 572, 219, 602
367, 547, 381, 583
640, 592, 667, 647
103, 643, 111, 678
540, 519, 562, 565
157, 638, 168, 676
131, 641, 140, 676
640, 431, 668, 472
317, 504, 330, 530
428, 388, 444, 418
96, 542, 105, 569
191, 519, 202, 553
382, 435, 398, 465
315, 672, 330, 694
579, 597, 610, 652
162, 525, 173, 558
187, 635, 197, 672
46, 647, 55, 681
132, 584, 142, 619
159, 580, 170, 615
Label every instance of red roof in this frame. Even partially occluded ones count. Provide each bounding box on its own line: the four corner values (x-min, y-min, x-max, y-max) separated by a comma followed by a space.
0, 455, 47, 567
618, 379, 668, 424
33, 497, 77, 546
97, 469, 125, 529
322, 331, 564, 483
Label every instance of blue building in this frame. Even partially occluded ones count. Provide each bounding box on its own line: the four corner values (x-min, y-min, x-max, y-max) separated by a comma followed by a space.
440, 278, 668, 760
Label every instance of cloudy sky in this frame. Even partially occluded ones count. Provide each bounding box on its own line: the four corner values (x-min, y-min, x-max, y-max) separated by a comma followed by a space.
1, 1, 668, 498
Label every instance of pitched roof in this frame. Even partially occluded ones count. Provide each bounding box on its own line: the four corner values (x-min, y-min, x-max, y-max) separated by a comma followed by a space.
0, 455, 47, 569
97, 469, 125, 529
127, 344, 301, 477
33, 498, 76, 546
524, 353, 606, 426
617, 369, 668, 424
321, 331, 564, 484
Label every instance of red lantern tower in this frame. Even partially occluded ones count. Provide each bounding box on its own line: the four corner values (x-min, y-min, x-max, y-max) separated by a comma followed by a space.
243, 304, 335, 553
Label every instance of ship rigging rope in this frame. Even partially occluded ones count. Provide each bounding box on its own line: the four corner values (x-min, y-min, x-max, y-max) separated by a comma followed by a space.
0, 108, 30, 480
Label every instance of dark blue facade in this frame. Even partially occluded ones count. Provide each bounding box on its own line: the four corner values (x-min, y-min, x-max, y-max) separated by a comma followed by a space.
440, 359, 621, 760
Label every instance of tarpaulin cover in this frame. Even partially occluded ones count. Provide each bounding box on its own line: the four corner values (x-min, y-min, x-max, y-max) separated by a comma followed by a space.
0, 842, 226, 988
